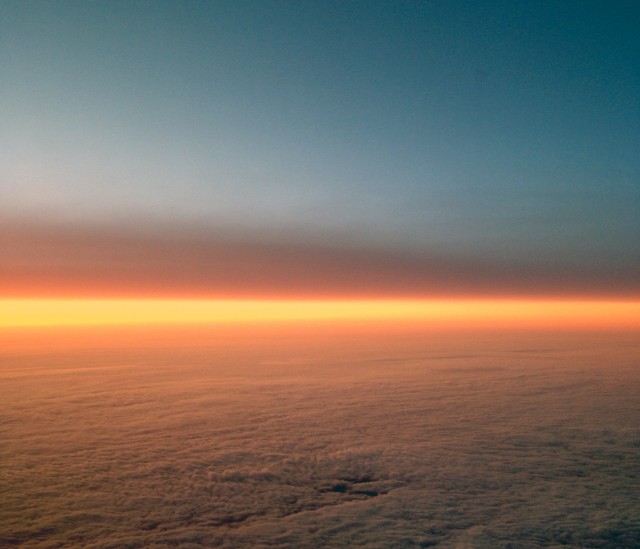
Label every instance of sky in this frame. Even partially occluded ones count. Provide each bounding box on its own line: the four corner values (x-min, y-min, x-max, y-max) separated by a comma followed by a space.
1, 0, 639, 301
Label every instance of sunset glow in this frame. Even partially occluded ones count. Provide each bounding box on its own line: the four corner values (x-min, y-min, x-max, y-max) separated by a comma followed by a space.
3, 298, 639, 329
2, 2, 639, 546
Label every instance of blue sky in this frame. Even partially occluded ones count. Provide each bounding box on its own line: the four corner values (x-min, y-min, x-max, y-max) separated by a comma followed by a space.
1, 0, 638, 294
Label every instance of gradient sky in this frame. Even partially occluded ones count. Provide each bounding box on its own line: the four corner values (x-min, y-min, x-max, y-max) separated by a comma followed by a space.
1, 0, 639, 298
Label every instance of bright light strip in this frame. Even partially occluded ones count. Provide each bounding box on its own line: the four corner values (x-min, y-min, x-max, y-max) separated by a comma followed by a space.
1, 299, 639, 329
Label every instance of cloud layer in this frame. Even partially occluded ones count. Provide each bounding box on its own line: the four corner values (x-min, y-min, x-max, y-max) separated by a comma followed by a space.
2, 220, 639, 298
1, 328, 639, 547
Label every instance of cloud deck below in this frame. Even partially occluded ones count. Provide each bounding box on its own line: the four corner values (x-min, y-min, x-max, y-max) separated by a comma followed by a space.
1, 329, 639, 548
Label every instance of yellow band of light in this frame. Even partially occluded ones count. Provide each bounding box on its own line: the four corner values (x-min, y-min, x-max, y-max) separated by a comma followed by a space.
1, 299, 639, 329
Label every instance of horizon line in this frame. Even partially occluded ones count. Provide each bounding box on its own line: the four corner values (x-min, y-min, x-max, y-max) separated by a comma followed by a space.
3, 298, 639, 329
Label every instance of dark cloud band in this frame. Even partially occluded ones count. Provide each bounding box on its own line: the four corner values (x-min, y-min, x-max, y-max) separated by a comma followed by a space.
2, 220, 638, 298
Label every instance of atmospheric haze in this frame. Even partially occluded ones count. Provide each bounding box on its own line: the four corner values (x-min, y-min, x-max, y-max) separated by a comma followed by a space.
2, 326, 639, 548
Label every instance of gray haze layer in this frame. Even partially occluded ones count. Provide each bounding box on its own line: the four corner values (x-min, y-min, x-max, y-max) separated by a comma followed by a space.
1, 329, 639, 548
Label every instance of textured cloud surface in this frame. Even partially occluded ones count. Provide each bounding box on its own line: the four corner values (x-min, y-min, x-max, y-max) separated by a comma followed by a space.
1, 328, 639, 547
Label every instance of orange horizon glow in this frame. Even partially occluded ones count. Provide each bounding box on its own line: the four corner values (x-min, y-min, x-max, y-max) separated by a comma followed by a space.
2, 298, 639, 330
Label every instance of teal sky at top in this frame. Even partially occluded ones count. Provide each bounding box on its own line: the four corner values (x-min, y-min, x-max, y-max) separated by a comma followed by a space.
1, 0, 638, 270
